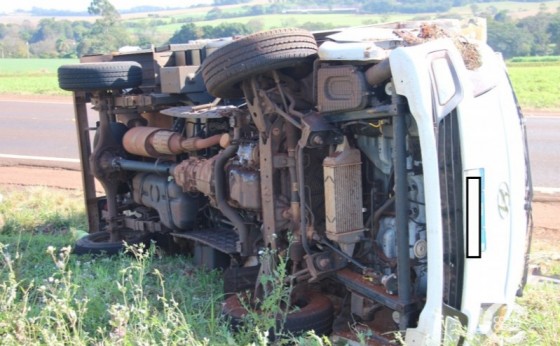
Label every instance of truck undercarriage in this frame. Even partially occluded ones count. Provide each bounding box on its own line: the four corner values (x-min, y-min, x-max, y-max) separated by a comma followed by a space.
59, 20, 532, 345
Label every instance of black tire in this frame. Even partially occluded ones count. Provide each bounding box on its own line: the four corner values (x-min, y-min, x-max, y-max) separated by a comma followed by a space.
58, 62, 143, 91
222, 291, 334, 337
223, 265, 260, 296
200, 28, 318, 98
74, 229, 149, 255
93, 122, 129, 149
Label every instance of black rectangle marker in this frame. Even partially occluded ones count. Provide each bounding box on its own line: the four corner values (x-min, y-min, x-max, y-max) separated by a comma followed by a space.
466, 177, 482, 258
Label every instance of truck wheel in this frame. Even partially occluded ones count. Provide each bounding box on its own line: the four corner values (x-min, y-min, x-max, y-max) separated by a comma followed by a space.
200, 28, 318, 98
223, 265, 260, 296
58, 62, 143, 91
222, 291, 333, 337
73, 229, 149, 255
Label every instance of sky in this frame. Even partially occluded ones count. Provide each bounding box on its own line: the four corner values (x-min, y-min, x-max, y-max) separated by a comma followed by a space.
0, 0, 210, 13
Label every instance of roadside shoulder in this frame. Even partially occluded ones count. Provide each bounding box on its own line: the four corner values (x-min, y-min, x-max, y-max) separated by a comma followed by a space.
523, 108, 560, 117
0, 93, 72, 103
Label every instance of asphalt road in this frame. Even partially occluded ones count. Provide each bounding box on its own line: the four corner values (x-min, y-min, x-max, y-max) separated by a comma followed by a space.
524, 115, 560, 190
0, 98, 80, 159
0, 98, 558, 188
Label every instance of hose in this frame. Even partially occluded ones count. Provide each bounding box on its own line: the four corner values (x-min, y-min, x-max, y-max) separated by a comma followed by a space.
214, 127, 250, 256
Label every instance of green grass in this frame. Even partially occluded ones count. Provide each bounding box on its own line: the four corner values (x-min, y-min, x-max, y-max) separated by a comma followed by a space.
0, 184, 558, 344
489, 283, 560, 345
0, 58, 77, 96
0, 185, 234, 344
0, 234, 231, 345
0, 186, 558, 345
0, 186, 327, 345
0, 186, 86, 235
508, 61, 560, 109
0, 58, 78, 74
0, 75, 69, 95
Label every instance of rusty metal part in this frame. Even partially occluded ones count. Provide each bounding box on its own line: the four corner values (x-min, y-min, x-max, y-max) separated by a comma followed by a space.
222, 290, 334, 336
365, 59, 391, 86
142, 111, 174, 129
297, 145, 312, 254
214, 126, 251, 256
258, 118, 286, 250
123, 126, 226, 157
241, 79, 269, 134
228, 165, 262, 210
89, 92, 127, 240
123, 217, 164, 233
235, 142, 259, 167
171, 156, 216, 197
351, 292, 382, 321
304, 250, 348, 281
336, 268, 417, 313
116, 111, 147, 127
183, 134, 226, 151
163, 122, 251, 256
114, 94, 153, 108
72, 91, 100, 235
132, 173, 200, 230
286, 122, 301, 237
219, 133, 231, 148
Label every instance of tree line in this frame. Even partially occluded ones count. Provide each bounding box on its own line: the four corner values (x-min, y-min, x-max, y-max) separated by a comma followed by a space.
0, 0, 559, 59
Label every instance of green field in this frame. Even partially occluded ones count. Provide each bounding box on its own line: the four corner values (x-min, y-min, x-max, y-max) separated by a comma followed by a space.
508, 61, 560, 109
0, 58, 78, 74
0, 58, 558, 110
156, 13, 413, 34
448, 0, 560, 18
139, 0, 560, 34
0, 58, 77, 95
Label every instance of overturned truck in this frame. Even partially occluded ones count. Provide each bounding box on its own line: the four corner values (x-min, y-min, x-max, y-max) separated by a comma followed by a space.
58, 20, 532, 344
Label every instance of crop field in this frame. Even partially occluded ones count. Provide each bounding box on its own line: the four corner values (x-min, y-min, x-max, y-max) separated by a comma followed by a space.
136, 0, 560, 34
156, 13, 413, 34
0, 58, 77, 95
126, 0, 560, 36
0, 58, 77, 74
508, 61, 560, 110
